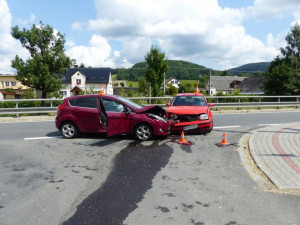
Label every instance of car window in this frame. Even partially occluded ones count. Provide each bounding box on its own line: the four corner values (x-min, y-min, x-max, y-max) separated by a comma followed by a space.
113, 96, 142, 109
69, 97, 98, 109
172, 96, 207, 106
102, 99, 126, 112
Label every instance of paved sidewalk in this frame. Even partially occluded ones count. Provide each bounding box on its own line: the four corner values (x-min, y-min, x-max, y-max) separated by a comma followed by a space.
249, 122, 300, 189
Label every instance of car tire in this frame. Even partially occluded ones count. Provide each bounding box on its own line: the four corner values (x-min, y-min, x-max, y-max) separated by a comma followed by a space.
134, 123, 153, 141
61, 122, 78, 139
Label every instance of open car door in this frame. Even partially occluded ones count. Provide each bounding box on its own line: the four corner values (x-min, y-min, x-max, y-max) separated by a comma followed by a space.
100, 98, 131, 137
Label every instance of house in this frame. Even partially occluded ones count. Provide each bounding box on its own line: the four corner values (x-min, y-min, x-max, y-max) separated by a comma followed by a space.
60, 67, 113, 98
0, 74, 28, 100
0, 74, 26, 90
206, 76, 246, 95
165, 78, 181, 88
237, 76, 265, 95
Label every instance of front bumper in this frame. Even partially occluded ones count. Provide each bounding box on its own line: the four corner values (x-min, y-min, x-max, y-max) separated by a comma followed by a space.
171, 120, 213, 133
152, 120, 173, 137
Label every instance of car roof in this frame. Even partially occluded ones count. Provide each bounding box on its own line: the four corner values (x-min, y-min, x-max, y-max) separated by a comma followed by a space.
64, 94, 118, 101
174, 93, 205, 97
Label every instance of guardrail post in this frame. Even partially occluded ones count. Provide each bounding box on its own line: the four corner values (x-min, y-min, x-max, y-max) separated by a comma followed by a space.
258, 98, 261, 110
278, 97, 280, 109
16, 100, 19, 118
216, 98, 219, 111
238, 98, 240, 110
297, 97, 299, 109
51, 99, 53, 108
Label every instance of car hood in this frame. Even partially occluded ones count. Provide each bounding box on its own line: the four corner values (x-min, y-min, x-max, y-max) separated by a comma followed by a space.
135, 105, 166, 117
167, 106, 208, 115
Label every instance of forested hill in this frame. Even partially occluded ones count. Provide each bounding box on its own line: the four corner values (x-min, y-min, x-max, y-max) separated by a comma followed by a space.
112, 60, 270, 81
112, 60, 222, 81
228, 62, 270, 75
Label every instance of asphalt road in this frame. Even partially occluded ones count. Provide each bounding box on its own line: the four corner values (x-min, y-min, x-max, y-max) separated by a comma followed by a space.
0, 111, 300, 225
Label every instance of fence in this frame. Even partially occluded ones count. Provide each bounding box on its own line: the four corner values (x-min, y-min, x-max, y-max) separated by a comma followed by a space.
0, 95, 300, 115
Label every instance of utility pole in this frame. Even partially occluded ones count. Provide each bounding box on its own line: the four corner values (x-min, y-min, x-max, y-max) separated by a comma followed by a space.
209, 69, 211, 96
163, 72, 165, 95
149, 84, 151, 104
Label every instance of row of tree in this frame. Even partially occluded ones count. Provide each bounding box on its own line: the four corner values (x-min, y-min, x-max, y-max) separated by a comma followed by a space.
9, 21, 300, 98
264, 24, 300, 95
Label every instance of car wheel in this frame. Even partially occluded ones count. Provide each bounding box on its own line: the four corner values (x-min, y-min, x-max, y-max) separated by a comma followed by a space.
61, 122, 78, 139
134, 123, 153, 141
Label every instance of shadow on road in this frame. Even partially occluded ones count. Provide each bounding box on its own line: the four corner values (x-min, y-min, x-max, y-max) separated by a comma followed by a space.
62, 140, 173, 225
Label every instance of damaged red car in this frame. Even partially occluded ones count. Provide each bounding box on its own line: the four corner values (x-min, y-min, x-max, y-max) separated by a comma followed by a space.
56, 94, 173, 141
166, 93, 214, 133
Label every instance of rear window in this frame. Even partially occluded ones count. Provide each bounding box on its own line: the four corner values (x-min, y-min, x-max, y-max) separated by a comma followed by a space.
69, 97, 98, 109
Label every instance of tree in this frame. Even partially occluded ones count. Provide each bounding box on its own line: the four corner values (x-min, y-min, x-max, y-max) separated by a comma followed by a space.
138, 76, 149, 96
166, 84, 178, 96
144, 45, 169, 96
11, 22, 74, 99
264, 24, 300, 95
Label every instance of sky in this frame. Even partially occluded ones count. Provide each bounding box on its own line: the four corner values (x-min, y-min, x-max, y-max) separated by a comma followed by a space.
0, 0, 300, 74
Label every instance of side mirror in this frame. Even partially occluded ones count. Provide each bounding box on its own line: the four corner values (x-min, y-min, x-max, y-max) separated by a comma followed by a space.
208, 103, 215, 107
166, 103, 170, 106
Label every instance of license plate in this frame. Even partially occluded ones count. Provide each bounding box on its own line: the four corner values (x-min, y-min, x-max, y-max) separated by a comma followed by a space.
183, 124, 198, 131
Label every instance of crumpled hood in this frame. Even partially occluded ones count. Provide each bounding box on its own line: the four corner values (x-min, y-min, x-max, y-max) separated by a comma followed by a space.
136, 105, 166, 117
167, 106, 208, 115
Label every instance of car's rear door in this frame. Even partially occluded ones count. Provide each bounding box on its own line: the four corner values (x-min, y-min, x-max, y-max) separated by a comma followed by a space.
69, 96, 100, 133
101, 98, 131, 137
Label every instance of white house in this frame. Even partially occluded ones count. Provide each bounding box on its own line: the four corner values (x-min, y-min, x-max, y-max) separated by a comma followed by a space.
60, 67, 113, 98
206, 76, 246, 95
165, 78, 181, 89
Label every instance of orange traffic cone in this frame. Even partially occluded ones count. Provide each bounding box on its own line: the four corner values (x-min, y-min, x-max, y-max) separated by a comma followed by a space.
180, 131, 187, 143
172, 130, 193, 145
99, 84, 104, 95
220, 132, 229, 146
195, 85, 199, 94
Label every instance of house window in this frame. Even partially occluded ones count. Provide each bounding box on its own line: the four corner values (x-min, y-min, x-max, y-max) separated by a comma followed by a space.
175, 81, 178, 84
11, 81, 16, 86
76, 79, 81, 85
60, 91, 67, 96
5, 81, 10, 86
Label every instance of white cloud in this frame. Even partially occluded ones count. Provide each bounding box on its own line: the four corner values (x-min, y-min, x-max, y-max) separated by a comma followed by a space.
17, 14, 36, 26
246, 0, 300, 20
0, 0, 29, 74
71, 22, 85, 31
72, 0, 281, 69
66, 34, 117, 68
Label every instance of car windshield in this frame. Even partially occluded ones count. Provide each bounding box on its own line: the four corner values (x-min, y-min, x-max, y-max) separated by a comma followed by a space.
171, 96, 207, 106
115, 96, 143, 109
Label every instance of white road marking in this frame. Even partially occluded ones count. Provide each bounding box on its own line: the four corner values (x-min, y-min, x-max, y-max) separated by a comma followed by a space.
257, 124, 282, 126
214, 125, 241, 129
24, 136, 62, 140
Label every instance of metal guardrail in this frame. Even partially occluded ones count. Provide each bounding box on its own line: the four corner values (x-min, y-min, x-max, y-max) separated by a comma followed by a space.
0, 96, 300, 115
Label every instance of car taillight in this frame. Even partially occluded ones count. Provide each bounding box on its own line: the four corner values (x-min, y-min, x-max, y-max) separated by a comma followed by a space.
58, 102, 67, 112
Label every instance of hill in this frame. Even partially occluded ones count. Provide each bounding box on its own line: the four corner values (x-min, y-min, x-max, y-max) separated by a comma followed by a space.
112, 60, 221, 81
228, 62, 270, 75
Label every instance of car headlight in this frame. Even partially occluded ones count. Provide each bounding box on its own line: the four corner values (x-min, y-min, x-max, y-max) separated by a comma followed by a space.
199, 113, 209, 120
147, 113, 167, 122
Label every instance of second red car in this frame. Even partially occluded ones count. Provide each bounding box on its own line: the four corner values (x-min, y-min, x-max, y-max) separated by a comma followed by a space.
166, 93, 214, 133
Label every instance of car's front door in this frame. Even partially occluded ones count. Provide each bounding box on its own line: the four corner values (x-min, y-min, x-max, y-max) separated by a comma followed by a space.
101, 98, 131, 137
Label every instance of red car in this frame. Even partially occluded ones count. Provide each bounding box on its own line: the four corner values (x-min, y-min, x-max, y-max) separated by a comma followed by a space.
166, 93, 214, 133
56, 94, 173, 141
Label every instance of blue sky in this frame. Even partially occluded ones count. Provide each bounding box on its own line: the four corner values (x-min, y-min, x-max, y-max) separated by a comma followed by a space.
1, 0, 300, 74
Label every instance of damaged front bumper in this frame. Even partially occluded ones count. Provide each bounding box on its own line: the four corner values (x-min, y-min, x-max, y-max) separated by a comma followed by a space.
171, 120, 213, 133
